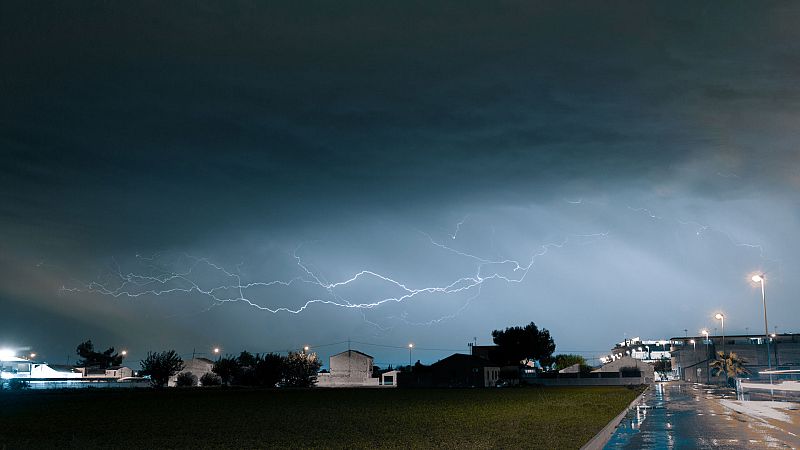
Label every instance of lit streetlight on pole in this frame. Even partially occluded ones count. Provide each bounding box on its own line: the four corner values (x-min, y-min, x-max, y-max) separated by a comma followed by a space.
715, 313, 726, 385
714, 313, 725, 356
751, 274, 773, 390
408, 343, 414, 366
702, 329, 710, 384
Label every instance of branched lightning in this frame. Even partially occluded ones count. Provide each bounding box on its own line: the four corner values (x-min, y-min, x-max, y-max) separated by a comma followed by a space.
62, 225, 609, 327
628, 205, 779, 266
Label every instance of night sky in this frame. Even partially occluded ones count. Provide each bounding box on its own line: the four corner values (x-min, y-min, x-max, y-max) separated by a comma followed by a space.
2, 1, 800, 367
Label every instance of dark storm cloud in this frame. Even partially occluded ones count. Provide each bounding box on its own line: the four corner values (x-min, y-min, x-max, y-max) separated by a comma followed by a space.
2, 1, 800, 363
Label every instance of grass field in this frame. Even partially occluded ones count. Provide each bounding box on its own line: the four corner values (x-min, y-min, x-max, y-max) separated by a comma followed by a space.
0, 385, 642, 449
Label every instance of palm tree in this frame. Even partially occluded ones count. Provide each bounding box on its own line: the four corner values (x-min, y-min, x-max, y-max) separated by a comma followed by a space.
710, 351, 748, 387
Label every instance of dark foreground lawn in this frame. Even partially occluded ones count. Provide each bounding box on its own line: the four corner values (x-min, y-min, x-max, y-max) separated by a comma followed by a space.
0, 385, 642, 449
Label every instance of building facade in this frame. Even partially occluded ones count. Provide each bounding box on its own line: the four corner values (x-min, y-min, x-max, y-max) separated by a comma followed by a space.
670, 333, 800, 384
317, 350, 385, 387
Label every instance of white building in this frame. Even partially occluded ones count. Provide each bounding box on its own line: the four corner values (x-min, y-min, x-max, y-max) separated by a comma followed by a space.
169, 357, 214, 387
1, 356, 33, 379
78, 366, 135, 379
1, 355, 82, 380
593, 356, 655, 383
601, 337, 672, 364
317, 350, 385, 387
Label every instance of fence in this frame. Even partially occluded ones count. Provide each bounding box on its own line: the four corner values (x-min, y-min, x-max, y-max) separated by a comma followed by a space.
736, 369, 800, 401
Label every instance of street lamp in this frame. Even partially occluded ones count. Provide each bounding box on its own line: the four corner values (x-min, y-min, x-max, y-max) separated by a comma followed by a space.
751, 274, 773, 381
29, 353, 36, 359
121, 350, 128, 357
715, 313, 725, 356
690, 339, 696, 350
408, 343, 414, 366
702, 329, 710, 384
303, 346, 310, 353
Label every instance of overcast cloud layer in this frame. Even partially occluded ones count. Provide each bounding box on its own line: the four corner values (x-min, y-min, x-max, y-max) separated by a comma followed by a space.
2, 1, 800, 366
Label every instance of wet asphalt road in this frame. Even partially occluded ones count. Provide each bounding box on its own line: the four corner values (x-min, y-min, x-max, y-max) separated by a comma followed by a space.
605, 382, 799, 449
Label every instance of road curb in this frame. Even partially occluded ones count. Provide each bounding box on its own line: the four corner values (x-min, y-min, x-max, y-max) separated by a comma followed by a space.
580, 384, 650, 450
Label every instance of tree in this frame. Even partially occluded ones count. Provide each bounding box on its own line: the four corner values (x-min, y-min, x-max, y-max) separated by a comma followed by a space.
76, 340, 123, 369
253, 353, 284, 387
654, 357, 672, 380
491, 322, 556, 367
710, 351, 748, 387
212, 356, 241, 386
200, 372, 222, 386
282, 351, 321, 387
140, 350, 184, 388
553, 354, 587, 372
175, 371, 197, 387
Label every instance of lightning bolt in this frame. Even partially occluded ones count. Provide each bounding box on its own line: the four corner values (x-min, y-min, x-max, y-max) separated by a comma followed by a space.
449, 215, 469, 240
62, 226, 609, 327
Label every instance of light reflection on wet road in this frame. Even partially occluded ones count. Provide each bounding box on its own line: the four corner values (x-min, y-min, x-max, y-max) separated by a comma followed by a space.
605, 382, 796, 449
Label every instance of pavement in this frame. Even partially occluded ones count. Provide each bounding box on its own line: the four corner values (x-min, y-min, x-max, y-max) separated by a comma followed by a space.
605, 382, 800, 449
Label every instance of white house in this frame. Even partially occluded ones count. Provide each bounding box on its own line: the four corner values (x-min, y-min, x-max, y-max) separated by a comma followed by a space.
169, 357, 214, 387
1, 355, 82, 380
317, 350, 383, 387
1, 356, 32, 379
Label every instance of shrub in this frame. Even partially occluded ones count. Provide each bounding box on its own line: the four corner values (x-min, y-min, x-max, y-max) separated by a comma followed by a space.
8, 379, 30, 390
200, 372, 222, 386
176, 371, 198, 387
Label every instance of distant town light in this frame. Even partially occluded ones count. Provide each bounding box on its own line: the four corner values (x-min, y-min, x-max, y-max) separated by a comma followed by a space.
29, 353, 36, 359
121, 350, 128, 356
303, 346, 310, 352
213, 347, 220, 354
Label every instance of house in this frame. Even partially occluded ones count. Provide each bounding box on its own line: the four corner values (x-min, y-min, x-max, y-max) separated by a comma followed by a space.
592, 356, 655, 383
0, 356, 32, 379
105, 366, 134, 379
400, 354, 500, 388
78, 366, 135, 379
317, 350, 381, 387
558, 363, 582, 374
169, 357, 215, 387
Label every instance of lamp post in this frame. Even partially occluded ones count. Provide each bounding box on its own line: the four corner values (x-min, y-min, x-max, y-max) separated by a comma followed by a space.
702, 329, 710, 384
715, 313, 726, 385
715, 313, 725, 356
751, 274, 773, 391
408, 343, 414, 366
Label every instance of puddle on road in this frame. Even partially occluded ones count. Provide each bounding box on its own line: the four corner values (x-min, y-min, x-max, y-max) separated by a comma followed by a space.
604, 383, 795, 449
